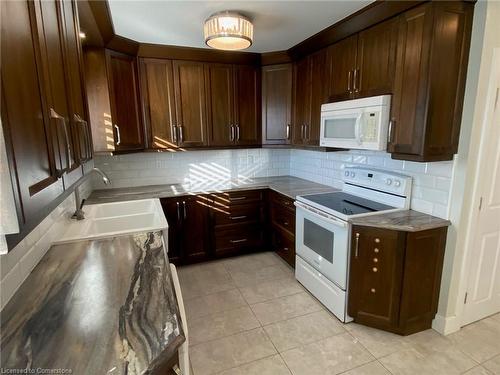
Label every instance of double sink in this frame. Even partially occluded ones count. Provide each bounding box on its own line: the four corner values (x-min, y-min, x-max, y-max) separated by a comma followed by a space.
55, 198, 168, 244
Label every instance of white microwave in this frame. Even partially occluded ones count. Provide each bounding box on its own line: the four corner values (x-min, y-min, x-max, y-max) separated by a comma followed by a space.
320, 95, 391, 150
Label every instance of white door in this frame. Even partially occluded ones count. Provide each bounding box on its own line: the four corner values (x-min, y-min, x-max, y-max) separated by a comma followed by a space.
462, 50, 500, 325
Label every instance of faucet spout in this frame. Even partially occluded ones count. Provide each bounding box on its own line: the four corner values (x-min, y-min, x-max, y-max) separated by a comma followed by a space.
71, 167, 112, 220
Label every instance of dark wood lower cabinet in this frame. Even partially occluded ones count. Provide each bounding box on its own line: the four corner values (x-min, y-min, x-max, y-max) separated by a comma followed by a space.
348, 225, 447, 335
269, 190, 296, 267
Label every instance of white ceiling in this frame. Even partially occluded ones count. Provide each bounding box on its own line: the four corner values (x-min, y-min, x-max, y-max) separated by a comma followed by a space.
108, 1, 374, 53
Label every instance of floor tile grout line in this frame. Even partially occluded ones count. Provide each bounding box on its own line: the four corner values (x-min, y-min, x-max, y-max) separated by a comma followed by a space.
188, 326, 267, 350
212, 353, 286, 375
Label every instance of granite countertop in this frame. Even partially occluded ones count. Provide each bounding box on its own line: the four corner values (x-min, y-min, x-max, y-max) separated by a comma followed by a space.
349, 210, 451, 232
0, 231, 184, 374
87, 176, 338, 204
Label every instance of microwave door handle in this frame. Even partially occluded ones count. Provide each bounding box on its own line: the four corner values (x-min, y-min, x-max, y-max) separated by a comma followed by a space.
355, 113, 363, 145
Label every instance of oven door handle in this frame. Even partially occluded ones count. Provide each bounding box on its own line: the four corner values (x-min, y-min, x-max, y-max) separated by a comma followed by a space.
294, 201, 348, 228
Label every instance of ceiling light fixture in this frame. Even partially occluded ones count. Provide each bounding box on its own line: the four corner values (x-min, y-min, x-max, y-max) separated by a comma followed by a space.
79, 31, 86, 39
204, 11, 253, 51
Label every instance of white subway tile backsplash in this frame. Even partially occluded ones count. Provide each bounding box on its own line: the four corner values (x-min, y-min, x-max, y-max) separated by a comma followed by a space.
290, 149, 454, 218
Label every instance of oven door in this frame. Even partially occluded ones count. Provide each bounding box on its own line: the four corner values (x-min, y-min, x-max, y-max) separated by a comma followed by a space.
295, 202, 349, 290
320, 109, 361, 148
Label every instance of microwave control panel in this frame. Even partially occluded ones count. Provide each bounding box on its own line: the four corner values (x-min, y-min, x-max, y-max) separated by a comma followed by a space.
361, 112, 379, 142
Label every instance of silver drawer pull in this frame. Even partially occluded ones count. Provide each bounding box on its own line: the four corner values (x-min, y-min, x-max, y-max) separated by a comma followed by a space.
230, 215, 247, 220
114, 124, 121, 145
230, 238, 248, 244
230, 196, 247, 201
286, 124, 290, 140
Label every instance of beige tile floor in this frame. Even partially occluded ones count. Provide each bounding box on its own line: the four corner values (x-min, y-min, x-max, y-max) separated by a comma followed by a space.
177, 252, 500, 375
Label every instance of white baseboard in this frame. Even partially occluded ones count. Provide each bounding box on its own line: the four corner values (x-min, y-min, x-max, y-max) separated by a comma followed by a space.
432, 314, 462, 335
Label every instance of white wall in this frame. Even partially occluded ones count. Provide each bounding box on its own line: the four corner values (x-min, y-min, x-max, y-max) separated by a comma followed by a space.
92, 148, 291, 189
290, 149, 454, 219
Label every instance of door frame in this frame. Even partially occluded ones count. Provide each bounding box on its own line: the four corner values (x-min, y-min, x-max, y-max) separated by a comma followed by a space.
457, 48, 500, 328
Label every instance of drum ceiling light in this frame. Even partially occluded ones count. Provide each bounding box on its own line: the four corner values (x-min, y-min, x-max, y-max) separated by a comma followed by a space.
204, 12, 253, 51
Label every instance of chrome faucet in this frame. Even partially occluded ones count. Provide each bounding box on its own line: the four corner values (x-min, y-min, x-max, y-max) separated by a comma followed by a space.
72, 167, 111, 220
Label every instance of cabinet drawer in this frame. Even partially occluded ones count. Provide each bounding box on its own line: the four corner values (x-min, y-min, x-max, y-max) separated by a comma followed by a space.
270, 190, 295, 212
271, 203, 295, 236
214, 225, 264, 255
213, 204, 262, 226
211, 189, 264, 207
272, 228, 295, 267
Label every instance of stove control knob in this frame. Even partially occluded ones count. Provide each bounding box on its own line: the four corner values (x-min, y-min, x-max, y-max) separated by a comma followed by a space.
350, 172, 356, 177
394, 180, 401, 187
344, 171, 350, 177
386, 178, 392, 185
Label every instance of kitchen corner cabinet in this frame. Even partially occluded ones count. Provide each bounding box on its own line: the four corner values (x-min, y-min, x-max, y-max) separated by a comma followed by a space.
326, 17, 398, 102
106, 50, 145, 151
293, 48, 327, 146
348, 225, 447, 335
261, 64, 293, 145
161, 196, 210, 265
388, 2, 474, 162
1, 0, 91, 243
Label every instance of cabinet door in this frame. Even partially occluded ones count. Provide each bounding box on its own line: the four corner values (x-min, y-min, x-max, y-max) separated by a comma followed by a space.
173, 60, 208, 147
388, 4, 432, 156
348, 226, 406, 331
308, 49, 327, 145
106, 50, 144, 151
160, 198, 184, 265
292, 57, 311, 145
326, 35, 357, 102
181, 195, 210, 264
1, 0, 63, 225
261, 64, 293, 145
34, 0, 79, 184
205, 63, 234, 146
140, 58, 177, 149
356, 18, 398, 98
234, 65, 260, 146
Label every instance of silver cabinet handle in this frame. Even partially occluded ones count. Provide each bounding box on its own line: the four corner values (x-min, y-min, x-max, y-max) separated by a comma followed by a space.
286, 124, 290, 140
230, 238, 248, 244
74, 114, 90, 162
347, 70, 352, 93
182, 200, 187, 219
301, 124, 305, 140
304, 124, 309, 141
172, 124, 178, 143
236, 124, 240, 141
50, 108, 71, 173
230, 215, 247, 220
176, 201, 181, 221
230, 196, 246, 201
355, 232, 360, 258
178, 125, 184, 143
230, 124, 235, 142
388, 120, 395, 143
353, 68, 359, 93
114, 124, 121, 145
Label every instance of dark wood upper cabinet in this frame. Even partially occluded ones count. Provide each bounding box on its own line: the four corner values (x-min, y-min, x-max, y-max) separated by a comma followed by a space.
348, 225, 447, 335
356, 17, 398, 98
327, 35, 357, 102
308, 49, 328, 145
292, 57, 312, 145
261, 64, 293, 145
140, 58, 177, 149
233, 65, 260, 146
205, 63, 234, 147
327, 17, 397, 102
106, 50, 144, 151
172, 60, 208, 147
1, 0, 64, 225
388, 2, 473, 161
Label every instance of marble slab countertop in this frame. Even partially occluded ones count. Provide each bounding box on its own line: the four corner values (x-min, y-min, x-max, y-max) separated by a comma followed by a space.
0, 231, 184, 375
87, 176, 338, 204
349, 210, 451, 232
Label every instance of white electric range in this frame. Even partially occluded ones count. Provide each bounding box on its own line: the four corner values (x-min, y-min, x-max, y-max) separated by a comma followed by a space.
294, 166, 412, 322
